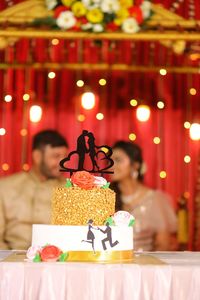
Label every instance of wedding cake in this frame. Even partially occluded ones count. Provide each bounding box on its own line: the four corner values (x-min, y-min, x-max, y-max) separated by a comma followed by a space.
28, 131, 134, 262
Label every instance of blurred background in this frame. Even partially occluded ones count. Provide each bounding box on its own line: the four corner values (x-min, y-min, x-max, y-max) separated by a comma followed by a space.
0, 0, 199, 249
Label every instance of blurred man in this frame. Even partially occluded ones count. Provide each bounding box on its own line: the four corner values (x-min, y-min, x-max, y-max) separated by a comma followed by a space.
0, 130, 68, 249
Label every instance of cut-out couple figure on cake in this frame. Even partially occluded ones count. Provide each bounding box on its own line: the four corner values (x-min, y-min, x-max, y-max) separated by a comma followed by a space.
98, 222, 119, 251
60, 130, 114, 175
81, 219, 98, 253
82, 220, 119, 253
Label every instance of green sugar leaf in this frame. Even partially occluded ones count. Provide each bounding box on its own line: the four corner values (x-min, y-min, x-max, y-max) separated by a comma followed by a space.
59, 252, 69, 262
128, 219, 135, 227
102, 182, 110, 189
33, 253, 41, 262
65, 179, 72, 188
104, 216, 115, 226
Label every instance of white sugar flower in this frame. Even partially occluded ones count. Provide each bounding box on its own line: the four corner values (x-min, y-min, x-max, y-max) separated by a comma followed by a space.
46, 0, 57, 10
113, 211, 135, 226
101, 0, 120, 13
122, 17, 140, 33
93, 23, 104, 32
26, 245, 42, 260
56, 11, 76, 30
140, 1, 151, 19
94, 176, 107, 187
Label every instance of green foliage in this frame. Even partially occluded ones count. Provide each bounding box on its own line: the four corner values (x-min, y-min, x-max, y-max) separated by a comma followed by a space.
32, 17, 58, 28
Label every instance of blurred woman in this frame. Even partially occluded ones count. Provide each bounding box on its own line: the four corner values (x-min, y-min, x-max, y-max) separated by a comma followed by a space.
110, 141, 177, 251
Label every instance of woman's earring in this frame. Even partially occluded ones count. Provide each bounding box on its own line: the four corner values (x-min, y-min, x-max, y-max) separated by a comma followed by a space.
131, 170, 138, 179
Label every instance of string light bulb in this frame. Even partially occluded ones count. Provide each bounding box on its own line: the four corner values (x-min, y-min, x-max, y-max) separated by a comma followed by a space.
184, 155, 191, 163
153, 137, 161, 144
81, 92, 95, 110
0, 128, 6, 135
99, 79, 107, 86
160, 171, 167, 178
157, 101, 165, 109
23, 94, 30, 101
48, 72, 56, 79
189, 88, 197, 95
76, 80, 84, 87
129, 133, 136, 141
77, 114, 85, 122
189, 123, 200, 140
130, 99, 138, 107
96, 113, 104, 120
29, 105, 43, 123
136, 105, 151, 122
159, 69, 167, 76
4, 95, 12, 102
184, 121, 191, 129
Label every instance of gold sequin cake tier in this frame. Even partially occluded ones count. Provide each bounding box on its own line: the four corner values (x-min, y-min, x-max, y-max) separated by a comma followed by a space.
51, 187, 115, 225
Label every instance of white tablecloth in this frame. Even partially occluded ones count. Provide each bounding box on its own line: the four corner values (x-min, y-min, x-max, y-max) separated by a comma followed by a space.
0, 251, 200, 300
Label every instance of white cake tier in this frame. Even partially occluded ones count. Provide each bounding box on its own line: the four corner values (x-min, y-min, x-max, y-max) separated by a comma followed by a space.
32, 224, 133, 252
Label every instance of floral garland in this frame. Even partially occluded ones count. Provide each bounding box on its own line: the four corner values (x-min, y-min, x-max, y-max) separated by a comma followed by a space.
45, 0, 152, 33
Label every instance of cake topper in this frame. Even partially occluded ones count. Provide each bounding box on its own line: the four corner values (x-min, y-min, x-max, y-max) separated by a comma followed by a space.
60, 130, 114, 176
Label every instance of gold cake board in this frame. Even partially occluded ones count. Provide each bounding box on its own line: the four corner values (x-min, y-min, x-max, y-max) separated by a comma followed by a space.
3, 251, 166, 265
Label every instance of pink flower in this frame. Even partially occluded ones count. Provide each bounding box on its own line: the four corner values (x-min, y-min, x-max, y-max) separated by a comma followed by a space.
94, 176, 107, 187
26, 246, 42, 260
113, 211, 134, 226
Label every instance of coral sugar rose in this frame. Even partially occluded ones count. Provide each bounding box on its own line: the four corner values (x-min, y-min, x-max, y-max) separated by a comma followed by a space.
40, 245, 62, 262
71, 171, 95, 189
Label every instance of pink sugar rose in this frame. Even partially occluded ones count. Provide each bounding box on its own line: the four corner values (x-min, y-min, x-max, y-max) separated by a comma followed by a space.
94, 176, 107, 187
26, 245, 42, 260
113, 211, 135, 226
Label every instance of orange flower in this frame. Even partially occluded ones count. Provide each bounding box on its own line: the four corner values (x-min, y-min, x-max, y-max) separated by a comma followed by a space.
71, 171, 95, 190
40, 245, 62, 262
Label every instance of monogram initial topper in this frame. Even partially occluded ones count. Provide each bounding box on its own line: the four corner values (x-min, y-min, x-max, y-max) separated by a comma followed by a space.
60, 130, 114, 176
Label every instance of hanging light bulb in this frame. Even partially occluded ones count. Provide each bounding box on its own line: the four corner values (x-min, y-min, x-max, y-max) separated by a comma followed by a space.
29, 105, 43, 123
136, 105, 151, 122
81, 92, 95, 110
189, 123, 200, 141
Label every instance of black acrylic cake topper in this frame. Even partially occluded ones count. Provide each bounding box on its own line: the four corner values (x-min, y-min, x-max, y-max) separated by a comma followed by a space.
59, 130, 114, 176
